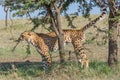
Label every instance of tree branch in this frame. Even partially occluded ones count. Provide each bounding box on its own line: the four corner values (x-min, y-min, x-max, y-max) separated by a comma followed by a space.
45, 4, 59, 35
95, 0, 101, 7
58, 0, 64, 10
53, 0, 64, 11
108, 0, 117, 17
53, 0, 59, 12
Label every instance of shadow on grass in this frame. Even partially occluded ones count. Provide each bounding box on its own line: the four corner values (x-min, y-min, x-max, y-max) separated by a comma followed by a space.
0, 61, 46, 76
0, 61, 63, 76
0, 61, 118, 77
0, 61, 110, 71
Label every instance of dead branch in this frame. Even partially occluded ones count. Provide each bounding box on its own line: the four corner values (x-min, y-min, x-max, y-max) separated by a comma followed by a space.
11, 37, 21, 52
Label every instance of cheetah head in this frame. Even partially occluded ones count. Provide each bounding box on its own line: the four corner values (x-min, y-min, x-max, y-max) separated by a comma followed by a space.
20, 31, 37, 45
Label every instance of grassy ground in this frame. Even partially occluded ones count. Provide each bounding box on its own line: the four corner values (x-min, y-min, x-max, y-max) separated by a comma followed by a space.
0, 61, 120, 80
0, 15, 120, 80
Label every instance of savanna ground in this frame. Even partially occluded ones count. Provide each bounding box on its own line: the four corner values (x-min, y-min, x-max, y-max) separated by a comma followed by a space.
0, 15, 120, 80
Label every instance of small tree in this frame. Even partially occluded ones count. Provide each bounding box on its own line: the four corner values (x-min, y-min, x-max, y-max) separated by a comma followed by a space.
4, 6, 9, 27
45, 0, 65, 63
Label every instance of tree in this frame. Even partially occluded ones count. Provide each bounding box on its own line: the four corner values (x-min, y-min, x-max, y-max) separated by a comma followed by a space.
0, 0, 9, 27
4, 5, 9, 27
45, 0, 65, 63
3, 0, 68, 63
108, 0, 120, 68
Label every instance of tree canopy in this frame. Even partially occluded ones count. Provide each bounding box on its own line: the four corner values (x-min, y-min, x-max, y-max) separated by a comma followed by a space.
1, 0, 108, 31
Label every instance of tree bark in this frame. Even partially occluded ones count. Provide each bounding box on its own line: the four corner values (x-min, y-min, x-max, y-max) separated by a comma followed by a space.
54, 0, 65, 63
4, 6, 9, 27
108, 0, 119, 68
108, 19, 118, 68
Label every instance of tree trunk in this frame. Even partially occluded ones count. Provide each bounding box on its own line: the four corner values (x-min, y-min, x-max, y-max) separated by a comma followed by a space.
58, 34, 65, 63
4, 6, 8, 27
54, 1, 65, 63
108, 0, 119, 68
108, 19, 118, 68
45, 3, 65, 63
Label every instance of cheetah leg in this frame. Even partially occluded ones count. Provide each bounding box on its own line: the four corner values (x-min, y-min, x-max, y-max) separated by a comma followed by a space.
68, 51, 72, 61
41, 55, 52, 67
79, 54, 89, 68
72, 40, 89, 68
36, 47, 52, 69
85, 59, 89, 68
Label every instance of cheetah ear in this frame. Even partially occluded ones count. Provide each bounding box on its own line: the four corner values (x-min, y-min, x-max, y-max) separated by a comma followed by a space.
28, 32, 31, 36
